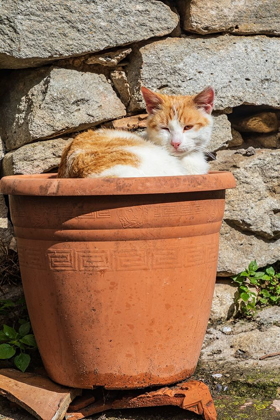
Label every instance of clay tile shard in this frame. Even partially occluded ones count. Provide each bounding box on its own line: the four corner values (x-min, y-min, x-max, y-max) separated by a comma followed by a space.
0, 369, 81, 420
66, 380, 217, 420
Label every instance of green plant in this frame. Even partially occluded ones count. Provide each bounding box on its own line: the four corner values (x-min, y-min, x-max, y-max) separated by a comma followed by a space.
232, 260, 280, 317
0, 298, 37, 372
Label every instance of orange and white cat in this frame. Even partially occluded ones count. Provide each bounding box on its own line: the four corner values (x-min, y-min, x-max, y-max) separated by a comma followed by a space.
58, 86, 214, 178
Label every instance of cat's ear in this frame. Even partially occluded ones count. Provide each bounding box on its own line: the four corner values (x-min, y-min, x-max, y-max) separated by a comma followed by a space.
141, 86, 163, 114
193, 87, 214, 114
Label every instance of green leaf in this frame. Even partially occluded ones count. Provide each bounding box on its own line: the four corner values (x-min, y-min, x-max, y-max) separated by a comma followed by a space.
262, 275, 271, 281
3, 325, 18, 340
250, 278, 258, 285
266, 267, 275, 276
14, 353, 31, 372
261, 289, 271, 298
18, 319, 29, 325
249, 260, 258, 272
0, 331, 8, 342
259, 298, 268, 304
239, 285, 249, 292
18, 323, 30, 337
240, 292, 250, 302
0, 343, 16, 359
0, 300, 16, 310
254, 272, 265, 279
232, 276, 242, 284
270, 296, 278, 302
20, 335, 37, 348
240, 271, 249, 277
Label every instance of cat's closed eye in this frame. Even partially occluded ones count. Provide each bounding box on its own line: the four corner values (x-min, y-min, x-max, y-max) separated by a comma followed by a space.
184, 125, 194, 131
162, 127, 170, 131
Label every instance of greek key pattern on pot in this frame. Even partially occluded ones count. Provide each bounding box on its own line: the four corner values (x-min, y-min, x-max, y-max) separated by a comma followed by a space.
17, 242, 218, 272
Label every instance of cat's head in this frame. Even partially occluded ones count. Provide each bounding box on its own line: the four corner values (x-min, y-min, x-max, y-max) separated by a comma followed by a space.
141, 86, 214, 157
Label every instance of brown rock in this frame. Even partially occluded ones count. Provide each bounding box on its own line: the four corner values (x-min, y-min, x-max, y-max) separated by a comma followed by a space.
0, 369, 80, 420
230, 129, 244, 147
112, 114, 148, 130
252, 133, 280, 148
232, 112, 278, 133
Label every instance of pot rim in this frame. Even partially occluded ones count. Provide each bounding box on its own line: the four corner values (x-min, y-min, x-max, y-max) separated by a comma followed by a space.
0, 171, 236, 196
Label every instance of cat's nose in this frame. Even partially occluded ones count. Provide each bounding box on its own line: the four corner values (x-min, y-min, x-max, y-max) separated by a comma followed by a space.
171, 141, 181, 150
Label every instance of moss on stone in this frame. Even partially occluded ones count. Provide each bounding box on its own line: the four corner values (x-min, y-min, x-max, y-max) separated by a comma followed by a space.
195, 364, 280, 399
228, 369, 280, 399
215, 396, 279, 420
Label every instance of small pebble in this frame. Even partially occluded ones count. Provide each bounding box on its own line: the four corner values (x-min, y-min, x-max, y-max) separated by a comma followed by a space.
245, 146, 256, 156
212, 373, 223, 378
216, 384, 223, 392
222, 326, 232, 334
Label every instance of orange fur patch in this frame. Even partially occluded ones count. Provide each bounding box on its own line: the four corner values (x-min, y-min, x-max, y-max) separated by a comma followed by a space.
147, 94, 210, 131
58, 130, 142, 178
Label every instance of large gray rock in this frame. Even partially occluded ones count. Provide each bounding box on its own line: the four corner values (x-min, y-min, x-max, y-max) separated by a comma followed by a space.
0, 194, 13, 248
218, 221, 280, 276
177, 0, 280, 35
211, 149, 280, 275
2, 138, 72, 175
209, 114, 233, 152
202, 321, 280, 369
127, 35, 280, 112
210, 280, 237, 322
0, 67, 126, 151
0, 0, 178, 69
214, 149, 280, 239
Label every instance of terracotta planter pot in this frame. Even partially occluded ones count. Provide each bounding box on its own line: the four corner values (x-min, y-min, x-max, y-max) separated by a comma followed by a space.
1, 172, 235, 390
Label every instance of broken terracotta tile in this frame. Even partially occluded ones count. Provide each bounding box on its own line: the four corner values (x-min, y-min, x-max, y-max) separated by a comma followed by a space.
66, 380, 217, 420
0, 368, 81, 420
69, 391, 96, 411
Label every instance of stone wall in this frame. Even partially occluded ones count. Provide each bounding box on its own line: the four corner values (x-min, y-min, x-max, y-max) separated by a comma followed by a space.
0, 0, 279, 278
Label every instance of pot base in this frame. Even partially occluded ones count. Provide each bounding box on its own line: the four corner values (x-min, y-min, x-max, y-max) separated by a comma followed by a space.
48, 365, 197, 391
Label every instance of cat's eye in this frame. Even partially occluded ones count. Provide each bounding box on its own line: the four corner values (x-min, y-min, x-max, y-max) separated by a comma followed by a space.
184, 125, 194, 131
162, 127, 170, 132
